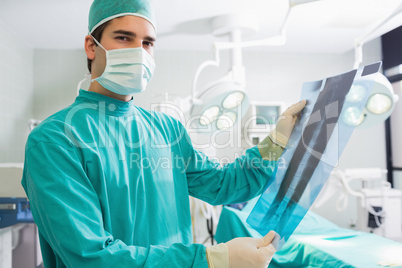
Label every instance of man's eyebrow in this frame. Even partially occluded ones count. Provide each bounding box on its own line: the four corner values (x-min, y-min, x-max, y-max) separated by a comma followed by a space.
112, 30, 156, 42
144, 36, 156, 42
112, 30, 136, 37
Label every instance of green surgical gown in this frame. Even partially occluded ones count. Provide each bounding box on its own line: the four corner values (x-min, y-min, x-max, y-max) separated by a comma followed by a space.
22, 90, 277, 267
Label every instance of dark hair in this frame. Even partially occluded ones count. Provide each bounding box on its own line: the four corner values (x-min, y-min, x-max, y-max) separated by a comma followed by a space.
87, 21, 111, 73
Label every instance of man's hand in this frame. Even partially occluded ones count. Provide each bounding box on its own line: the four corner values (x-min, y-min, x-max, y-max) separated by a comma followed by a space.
227, 231, 277, 268
207, 231, 277, 268
270, 100, 307, 148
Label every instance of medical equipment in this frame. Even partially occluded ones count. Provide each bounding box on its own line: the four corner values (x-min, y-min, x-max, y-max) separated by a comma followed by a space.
189, 17, 250, 131
0, 198, 34, 228
345, 71, 399, 128
0, 163, 41, 268
332, 168, 402, 240
350, 2, 400, 128
241, 102, 284, 147
247, 62, 384, 249
0, 163, 33, 228
160, 0, 323, 132
190, 197, 219, 245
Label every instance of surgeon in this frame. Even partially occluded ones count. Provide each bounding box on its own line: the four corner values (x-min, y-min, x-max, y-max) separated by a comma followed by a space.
22, 0, 306, 267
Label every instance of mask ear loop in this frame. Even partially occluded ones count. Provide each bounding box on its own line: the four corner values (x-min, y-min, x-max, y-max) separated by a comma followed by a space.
76, 73, 92, 95
76, 35, 108, 95
91, 35, 107, 52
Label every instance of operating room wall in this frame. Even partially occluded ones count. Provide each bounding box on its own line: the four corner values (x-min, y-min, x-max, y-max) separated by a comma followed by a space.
33, 50, 88, 120
0, 20, 34, 163
31, 38, 385, 229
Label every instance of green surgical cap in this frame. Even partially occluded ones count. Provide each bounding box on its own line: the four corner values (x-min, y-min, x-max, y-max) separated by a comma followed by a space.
88, 0, 156, 33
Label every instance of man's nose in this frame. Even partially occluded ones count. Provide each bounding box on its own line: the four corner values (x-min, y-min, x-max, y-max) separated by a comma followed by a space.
133, 40, 143, 48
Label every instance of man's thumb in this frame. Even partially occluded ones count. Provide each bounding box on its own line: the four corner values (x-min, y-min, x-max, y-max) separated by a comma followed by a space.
257, 231, 276, 248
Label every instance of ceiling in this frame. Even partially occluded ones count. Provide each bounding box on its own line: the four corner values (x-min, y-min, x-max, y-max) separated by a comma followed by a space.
1, 0, 402, 54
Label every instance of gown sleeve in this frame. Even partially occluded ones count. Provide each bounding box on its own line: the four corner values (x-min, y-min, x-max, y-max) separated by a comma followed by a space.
22, 140, 208, 268
178, 122, 283, 206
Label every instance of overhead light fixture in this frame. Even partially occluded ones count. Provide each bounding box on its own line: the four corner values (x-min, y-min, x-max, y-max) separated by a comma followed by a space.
366, 94, 392, 115
342, 106, 365, 127
217, 111, 238, 131
343, 70, 399, 128
191, 78, 249, 130
344, 2, 402, 128
200, 106, 221, 126
189, 13, 257, 132
180, 0, 324, 132
222, 91, 245, 109
345, 84, 366, 103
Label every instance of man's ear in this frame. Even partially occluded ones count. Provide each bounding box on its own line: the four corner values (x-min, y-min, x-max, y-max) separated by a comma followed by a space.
85, 35, 96, 60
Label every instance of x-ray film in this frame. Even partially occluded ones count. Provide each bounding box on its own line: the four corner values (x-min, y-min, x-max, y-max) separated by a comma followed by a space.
246, 62, 383, 250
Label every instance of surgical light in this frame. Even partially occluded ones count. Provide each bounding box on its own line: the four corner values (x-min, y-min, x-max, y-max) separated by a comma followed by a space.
366, 93, 392, 115
346, 84, 366, 103
189, 0, 323, 132
347, 1, 401, 128
342, 73, 399, 128
200, 106, 220, 126
222, 91, 245, 109
189, 14, 255, 132
217, 112, 237, 130
342, 106, 365, 127
191, 80, 249, 130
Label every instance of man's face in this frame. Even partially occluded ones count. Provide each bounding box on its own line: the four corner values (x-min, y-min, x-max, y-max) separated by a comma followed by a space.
91, 15, 156, 78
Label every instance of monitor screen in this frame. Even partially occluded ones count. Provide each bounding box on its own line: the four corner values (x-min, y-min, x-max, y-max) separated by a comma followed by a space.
255, 105, 281, 125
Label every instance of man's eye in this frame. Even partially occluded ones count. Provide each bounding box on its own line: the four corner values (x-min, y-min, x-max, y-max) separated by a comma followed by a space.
116, 36, 129, 41
143, 41, 154, 47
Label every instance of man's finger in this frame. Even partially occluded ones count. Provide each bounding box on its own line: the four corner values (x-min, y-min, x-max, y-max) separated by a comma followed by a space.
257, 231, 276, 247
285, 99, 307, 116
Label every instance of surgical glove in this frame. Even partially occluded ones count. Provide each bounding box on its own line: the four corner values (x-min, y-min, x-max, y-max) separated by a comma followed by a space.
269, 100, 307, 148
206, 231, 277, 268
258, 134, 284, 161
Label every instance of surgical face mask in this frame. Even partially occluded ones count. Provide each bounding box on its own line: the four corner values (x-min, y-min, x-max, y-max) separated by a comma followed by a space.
91, 36, 155, 95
